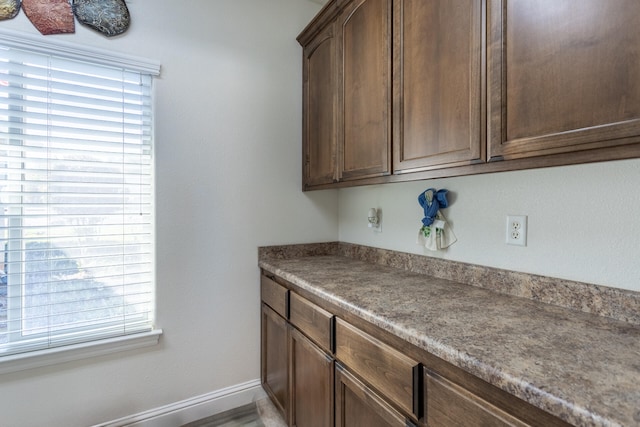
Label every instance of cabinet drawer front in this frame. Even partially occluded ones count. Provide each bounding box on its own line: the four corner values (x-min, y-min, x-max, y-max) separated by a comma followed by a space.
289, 292, 334, 352
335, 318, 418, 416
426, 371, 529, 427
261, 275, 289, 318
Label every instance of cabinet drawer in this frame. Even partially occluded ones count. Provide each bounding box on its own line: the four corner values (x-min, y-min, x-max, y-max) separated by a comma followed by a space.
426, 371, 529, 427
335, 318, 420, 418
261, 275, 289, 318
289, 292, 334, 353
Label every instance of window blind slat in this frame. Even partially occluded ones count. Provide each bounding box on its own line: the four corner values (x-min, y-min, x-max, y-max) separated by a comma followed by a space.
0, 105, 151, 128
1, 62, 152, 89
0, 76, 152, 102
0, 37, 156, 357
0, 92, 152, 119
0, 137, 151, 155
0, 122, 152, 142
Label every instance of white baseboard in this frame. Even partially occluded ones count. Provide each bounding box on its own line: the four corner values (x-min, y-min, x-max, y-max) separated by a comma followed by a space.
94, 379, 266, 427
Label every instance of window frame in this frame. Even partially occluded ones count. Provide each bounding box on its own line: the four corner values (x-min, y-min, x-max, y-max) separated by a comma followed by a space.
0, 29, 162, 373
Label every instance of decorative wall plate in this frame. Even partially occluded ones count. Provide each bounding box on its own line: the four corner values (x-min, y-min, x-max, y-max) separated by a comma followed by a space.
73, 0, 130, 37
22, 0, 75, 35
0, 0, 21, 20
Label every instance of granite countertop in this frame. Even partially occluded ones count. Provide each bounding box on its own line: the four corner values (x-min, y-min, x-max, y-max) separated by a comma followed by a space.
259, 254, 640, 427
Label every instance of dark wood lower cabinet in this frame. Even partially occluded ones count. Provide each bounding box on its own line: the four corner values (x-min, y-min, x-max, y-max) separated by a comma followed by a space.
260, 273, 569, 427
335, 363, 411, 427
425, 370, 529, 427
261, 303, 289, 423
335, 318, 419, 418
289, 327, 334, 427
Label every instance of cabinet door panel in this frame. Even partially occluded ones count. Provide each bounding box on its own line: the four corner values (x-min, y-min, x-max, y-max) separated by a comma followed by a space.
261, 304, 289, 421
394, 0, 484, 172
290, 327, 334, 427
488, 0, 640, 160
335, 364, 407, 427
339, 0, 392, 180
426, 371, 529, 427
303, 22, 338, 189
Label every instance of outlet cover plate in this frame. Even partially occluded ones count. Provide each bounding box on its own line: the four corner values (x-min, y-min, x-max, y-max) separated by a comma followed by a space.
506, 215, 527, 246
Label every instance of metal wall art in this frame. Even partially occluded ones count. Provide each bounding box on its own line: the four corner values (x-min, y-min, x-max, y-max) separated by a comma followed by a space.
1, 0, 129, 37
74, 0, 129, 37
0, 0, 21, 20
22, 0, 75, 35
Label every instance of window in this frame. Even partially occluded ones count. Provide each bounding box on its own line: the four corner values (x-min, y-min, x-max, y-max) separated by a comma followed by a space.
0, 30, 160, 360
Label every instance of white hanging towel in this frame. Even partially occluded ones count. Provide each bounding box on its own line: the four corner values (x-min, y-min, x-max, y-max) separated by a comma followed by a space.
417, 211, 457, 251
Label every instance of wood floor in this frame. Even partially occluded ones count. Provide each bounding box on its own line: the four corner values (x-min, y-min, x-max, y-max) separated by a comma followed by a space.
181, 398, 286, 427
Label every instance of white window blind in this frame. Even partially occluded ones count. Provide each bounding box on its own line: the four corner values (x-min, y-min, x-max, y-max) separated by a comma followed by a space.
0, 31, 159, 357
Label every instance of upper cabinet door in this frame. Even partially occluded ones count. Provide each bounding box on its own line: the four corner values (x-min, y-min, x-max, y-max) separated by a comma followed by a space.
488, 0, 640, 160
393, 0, 485, 174
303, 22, 338, 189
338, 0, 393, 181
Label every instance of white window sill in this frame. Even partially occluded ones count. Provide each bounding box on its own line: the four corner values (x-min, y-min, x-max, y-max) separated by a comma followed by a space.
0, 329, 163, 375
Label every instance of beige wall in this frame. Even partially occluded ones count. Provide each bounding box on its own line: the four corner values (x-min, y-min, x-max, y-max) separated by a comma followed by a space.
338, 158, 640, 292
0, 1, 337, 426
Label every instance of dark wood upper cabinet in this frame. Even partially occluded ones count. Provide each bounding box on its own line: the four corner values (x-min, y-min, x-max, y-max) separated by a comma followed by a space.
298, 0, 640, 190
338, 0, 392, 181
393, 0, 485, 173
488, 0, 640, 160
302, 21, 338, 189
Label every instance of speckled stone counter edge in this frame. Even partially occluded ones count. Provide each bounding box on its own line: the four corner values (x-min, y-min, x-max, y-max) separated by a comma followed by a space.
258, 242, 640, 326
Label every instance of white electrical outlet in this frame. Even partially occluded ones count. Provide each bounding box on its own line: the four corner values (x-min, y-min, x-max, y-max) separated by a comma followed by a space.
506, 215, 527, 246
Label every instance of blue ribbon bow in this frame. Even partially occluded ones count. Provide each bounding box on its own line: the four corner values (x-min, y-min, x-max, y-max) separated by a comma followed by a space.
418, 188, 449, 227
